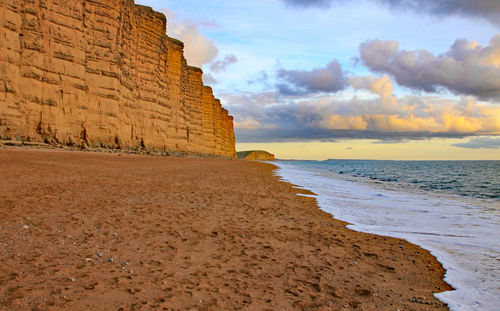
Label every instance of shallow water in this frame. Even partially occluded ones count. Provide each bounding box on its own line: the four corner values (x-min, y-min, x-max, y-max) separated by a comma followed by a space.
274, 160, 500, 311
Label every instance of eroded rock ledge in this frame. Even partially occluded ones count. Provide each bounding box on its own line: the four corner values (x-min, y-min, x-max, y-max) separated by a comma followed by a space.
0, 0, 236, 158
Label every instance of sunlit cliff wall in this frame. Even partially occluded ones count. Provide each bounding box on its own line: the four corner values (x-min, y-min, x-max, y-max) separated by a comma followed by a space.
0, 0, 236, 158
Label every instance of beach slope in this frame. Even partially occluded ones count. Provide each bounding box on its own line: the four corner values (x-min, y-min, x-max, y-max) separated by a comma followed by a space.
0, 148, 451, 310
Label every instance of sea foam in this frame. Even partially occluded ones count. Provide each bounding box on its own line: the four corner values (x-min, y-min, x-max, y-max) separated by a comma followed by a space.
274, 161, 500, 311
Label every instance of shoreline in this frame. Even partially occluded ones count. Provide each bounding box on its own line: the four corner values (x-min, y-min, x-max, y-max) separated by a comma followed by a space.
275, 159, 500, 311
0, 147, 451, 310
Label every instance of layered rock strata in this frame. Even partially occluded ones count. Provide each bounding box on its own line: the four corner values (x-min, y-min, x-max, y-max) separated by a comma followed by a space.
0, 0, 236, 158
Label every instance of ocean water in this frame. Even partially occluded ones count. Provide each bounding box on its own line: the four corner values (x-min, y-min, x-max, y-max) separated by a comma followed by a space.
273, 160, 500, 311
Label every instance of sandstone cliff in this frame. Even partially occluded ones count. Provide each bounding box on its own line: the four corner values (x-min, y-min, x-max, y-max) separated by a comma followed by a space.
237, 150, 275, 161
0, 0, 236, 158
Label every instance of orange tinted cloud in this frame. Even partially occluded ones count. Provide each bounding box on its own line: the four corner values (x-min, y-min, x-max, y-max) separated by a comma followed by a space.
226, 87, 500, 142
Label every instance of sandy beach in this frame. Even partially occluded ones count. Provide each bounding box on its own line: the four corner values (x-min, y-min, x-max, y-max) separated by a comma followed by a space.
0, 148, 451, 310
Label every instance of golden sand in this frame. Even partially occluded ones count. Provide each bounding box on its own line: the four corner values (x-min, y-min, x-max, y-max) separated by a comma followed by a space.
0, 148, 451, 310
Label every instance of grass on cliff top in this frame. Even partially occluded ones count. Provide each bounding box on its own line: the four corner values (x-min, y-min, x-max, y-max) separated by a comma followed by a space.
236, 150, 272, 159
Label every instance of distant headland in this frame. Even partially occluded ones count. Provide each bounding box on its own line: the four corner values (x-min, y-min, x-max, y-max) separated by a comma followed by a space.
237, 150, 275, 161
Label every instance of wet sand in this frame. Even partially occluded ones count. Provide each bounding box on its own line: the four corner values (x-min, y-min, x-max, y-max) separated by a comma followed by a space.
0, 148, 451, 310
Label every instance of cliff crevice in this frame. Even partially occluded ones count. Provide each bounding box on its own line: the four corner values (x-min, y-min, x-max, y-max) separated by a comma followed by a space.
0, 0, 236, 158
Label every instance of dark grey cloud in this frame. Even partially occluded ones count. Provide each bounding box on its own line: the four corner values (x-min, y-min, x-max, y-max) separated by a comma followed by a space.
359, 35, 500, 99
277, 60, 347, 95
378, 0, 500, 26
452, 136, 500, 149
282, 0, 500, 26
210, 54, 238, 73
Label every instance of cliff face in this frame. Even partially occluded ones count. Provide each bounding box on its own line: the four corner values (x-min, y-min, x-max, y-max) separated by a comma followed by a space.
237, 150, 275, 161
0, 0, 236, 158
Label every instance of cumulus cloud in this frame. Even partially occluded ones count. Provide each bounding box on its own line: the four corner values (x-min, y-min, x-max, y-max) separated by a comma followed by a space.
349, 74, 400, 113
359, 34, 500, 99
210, 54, 238, 73
452, 136, 500, 149
162, 9, 218, 67
277, 60, 347, 95
349, 74, 393, 98
222, 89, 500, 142
281, 0, 500, 26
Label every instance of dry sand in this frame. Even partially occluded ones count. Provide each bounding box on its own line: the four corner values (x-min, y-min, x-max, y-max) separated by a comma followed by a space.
0, 147, 452, 310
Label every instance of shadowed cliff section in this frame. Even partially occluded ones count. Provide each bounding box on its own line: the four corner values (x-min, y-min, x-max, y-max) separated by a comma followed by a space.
0, 0, 236, 158
237, 150, 275, 161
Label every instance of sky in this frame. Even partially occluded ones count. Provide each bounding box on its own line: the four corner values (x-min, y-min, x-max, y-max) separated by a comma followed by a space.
136, 0, 500, 160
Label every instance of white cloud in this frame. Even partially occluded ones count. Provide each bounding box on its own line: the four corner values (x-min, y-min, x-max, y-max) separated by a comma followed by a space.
161, 9, 219, 67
